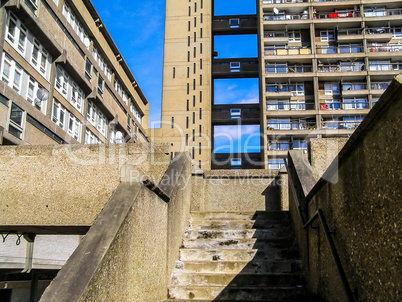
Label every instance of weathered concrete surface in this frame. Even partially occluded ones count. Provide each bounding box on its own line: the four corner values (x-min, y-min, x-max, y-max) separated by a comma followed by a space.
40, 152, 193, 302
289, 75, 402, 302
0, 143, 169, 227
191, 170, 279, 212
309, 138, 348, 181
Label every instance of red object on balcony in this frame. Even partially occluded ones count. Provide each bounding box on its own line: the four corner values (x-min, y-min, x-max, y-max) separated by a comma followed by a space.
320, 104, 329, 110
329, 13, 339, 18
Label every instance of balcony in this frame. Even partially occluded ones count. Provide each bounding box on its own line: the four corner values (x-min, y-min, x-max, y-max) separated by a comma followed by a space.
316, 10, 360, 19
341, 83, 368, 96
319, 100, 369, 110
365, 27, 393, 42
364, 8, 402, 18
266, 101, 315, 111
264, 46, 312, 56
263, 12, 309, 21
368, 62, 402, 73
212, 105, 260, 125
267, 140, 307, 151
213, 59, 259, 78
316, 45, 363, 55
263, 0, 308, 4
371, 82, 390, 95
265, 63, 313, 73
266, 83, 305, 97
338, 28, 364, 42
367, 43, 402, 53
321, 120, 361, 130
267, 120, 316, 131
317, 62, 365, 73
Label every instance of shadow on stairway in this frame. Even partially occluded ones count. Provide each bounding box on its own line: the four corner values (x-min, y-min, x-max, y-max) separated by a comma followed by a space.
166, 211, 316, 301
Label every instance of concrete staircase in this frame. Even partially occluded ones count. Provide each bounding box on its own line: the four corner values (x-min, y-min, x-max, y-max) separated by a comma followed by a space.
165, 211, 309, 301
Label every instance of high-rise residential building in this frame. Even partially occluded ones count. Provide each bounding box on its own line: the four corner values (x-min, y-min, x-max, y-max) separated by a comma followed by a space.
158, 0, 402, 170
0, 0, 149, 147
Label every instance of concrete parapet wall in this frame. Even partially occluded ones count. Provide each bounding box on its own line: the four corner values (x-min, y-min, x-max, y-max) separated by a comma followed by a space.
0, 143, 169, 227
288, 75, 402, 301
191, 170, 281, 212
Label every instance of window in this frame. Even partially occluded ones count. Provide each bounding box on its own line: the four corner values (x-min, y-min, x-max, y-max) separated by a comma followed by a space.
130, 102, 142, 124
324, 82, 339, 95
173, 67, 176, 78
288, 30, 301, 43
92, 47, 112, 81
200, 28, 203, 38
200, 43, 203, 54
55, 65, 84, 113
231, 158, 242, 167
193, 112, 195, 124
186, 134, 188, 145
85, 129, 100, 144
193, 95, 195, 107
194, 17, 197, 27
199, 124, 202, 137
6, 13, 27, 55
230, 62, 240, 72
268, 158, 284, 170
26, 76, 47, 114
52, 100, 66, 128
229, 19, 240, 28
8, 103, 24, 139
114, 79, 129, 105
392, 27, 402, 39
201, 13, 203, 23
192, 129, 195, 141
68, 114, 82, 141
87, 101, 108, 137
1, 53, 22, 93
187, 67, 190, 78
186, 116, 189, 128
98, 76, 104, 95
199, 143, 201, 154
85, 58, 92, 78
199, 107, 202, 119
171, 117, 174, 128
230, 109, 241, 119
200, 59, 203, 70
320, 30, 335, 42
200, 91, 202, 103
186, 100, 189, 111
187, 83, 189, 94
63, 2, 90, 49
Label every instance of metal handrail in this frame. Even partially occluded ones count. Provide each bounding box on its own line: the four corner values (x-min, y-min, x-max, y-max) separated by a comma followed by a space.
284, 158, 355, 302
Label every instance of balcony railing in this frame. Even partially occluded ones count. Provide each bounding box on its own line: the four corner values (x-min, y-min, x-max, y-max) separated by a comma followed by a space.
369, 62, 402, 71
317, 11, 360, 19
267, 102, 315, 111
266, 64, 313, 73
316, 45, 363, 54
264, 31, 287, 38
371, 82, 390, 90
365, 27, 392, 34
338, 28, 363, 36
342, 83, 367, 90
364, 8, 402, 18
266, 85, 305, 95
319, 101, 369, 110
263, 12, 309, 21
318, 63, 365, 72
263, 0, 308, 4
268, 142, 308, 151
267, 121, 316, 130
367, 44, 402, 53
321, 120, 361, 130
265, 47, 311, 56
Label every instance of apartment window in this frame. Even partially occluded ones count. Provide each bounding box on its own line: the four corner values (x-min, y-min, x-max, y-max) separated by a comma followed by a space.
31, 39, 50, 78
173, 67, 176, 78
194, 3, 197, 13
199, 160, 201, 168
199, 143, 201, 154
186, 99, 189, 111
186, 134, 188, 145
288, 30, 301, 43
98, 76, 104, 96
188, 21, 191, 32
187, 51, 190, 62
324, 82, 340, 95
171, 117, 174, 128
200, 59, 203, 70
67, 113, 82, 141
199, 108, 202, 120
52, 100, 66, 128
1, 53, 22, 93
192, 147, 195, 159
8, 103, 24, 139
192, 129, 195, 141
192, 112, 195, 124
200, 28, 203, 38
194, 47, 197, 58
130, 103, 142, 125
85, 58, 92, 78
186, 116, 189, 128
289, 83, 305, 96
188, 36, 190, 46
193, 63, 196, 74
92, 47, 112, 81
55, 65, 84, 113
200, 43, 203, 54
200, 0, 203, 9
187, 83, 190, 94
188, 6, 191, 16
268, 159, 284, 170
392, 27, 402, 38
26, 76, 47, 114
200, 91, 202, 103
320, 30, 335, 42
201, 13, 203, 23
187, 67, 190, 78
193, 95, 196, 107
193, 79, 196, 90
114, 79, 129, 105
199, 125, 202, 137
194, 17, 197, 27
85, 129, 100, 144
6, 13, 27, 55
87, 101, 108, 137
200, 75, 202, 86
194, 32, 197, 43
63, 2, 90, 49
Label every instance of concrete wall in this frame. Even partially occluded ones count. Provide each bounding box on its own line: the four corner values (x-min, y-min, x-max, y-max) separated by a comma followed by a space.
40, 151, 192, 302
0, 143, 169, 226
288, 75, 402, 302
191, 170, 279, 212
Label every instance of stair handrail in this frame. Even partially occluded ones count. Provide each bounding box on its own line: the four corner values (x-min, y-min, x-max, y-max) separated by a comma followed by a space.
284, 158, 355, 302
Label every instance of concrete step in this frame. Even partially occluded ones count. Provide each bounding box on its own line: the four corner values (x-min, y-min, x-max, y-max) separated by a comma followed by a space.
190, 211, 290, 222
184, 227, 293, 240
182, 238, 296, 250
189, 218, 291, 230
167, 285, 306, 300
170, 272, 304, 287
175, 259, 302, 274
180, 248, 299, 262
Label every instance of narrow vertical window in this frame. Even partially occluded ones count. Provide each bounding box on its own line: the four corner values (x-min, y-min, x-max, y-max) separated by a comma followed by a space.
199, 108, 202, 119
200, 43, 203, 54
192, 112, 195, 124
188, 21, 191, 31
186, 100, 189, 111
194, 32, 196, 43
186, 116, 189, 128
201, 0, 203, 9
193, 79, 196, 90
200, 75, 202, 86
192, 129, 195, 141
188, 6, 191, 16
200, 28, 203, 38
171, 117, 174, 128
193, 95, 196, 107
200, 91, 202, 103
199, 142, 201, 154
201, 13, 203, 23
187, 83, 190, 94
193, 63, 196, 74
186, 134, 188, 146
199, 160, 201, 168
188, 36, 190, 46
187, 51, 190, 62
194, 46, 196, 58
194, 3, 197, 12
187, 67, 190, 78
199, 124, 202, 137
200, 59, 203, 70
192, 147, 195, 159
194, 17, 197, 27
173, 67, 175, 78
